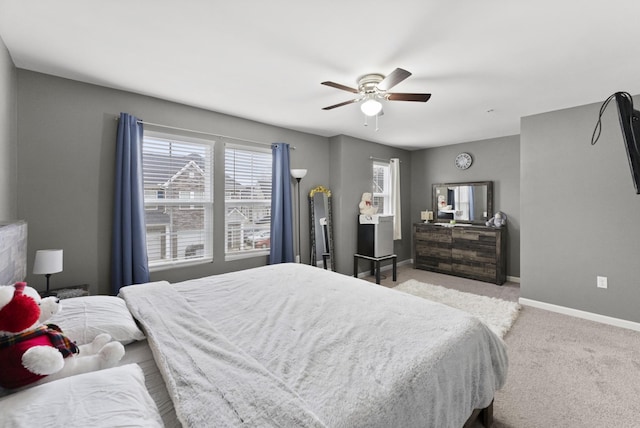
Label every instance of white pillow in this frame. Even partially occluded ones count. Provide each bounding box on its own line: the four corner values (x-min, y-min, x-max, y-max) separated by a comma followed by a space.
0, 364, 162, 427
49, 295, 145, 345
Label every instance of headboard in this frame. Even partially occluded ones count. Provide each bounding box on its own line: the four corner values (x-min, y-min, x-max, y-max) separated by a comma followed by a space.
0, 220, 27, 284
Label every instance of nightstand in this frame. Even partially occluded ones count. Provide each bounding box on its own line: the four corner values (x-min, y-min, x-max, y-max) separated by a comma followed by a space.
40, 284, 89, 299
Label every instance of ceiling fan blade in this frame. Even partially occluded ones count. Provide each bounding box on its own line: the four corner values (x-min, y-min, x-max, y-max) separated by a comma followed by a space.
322, 99, 360, 110
377, 68, 411, 91
386, 93, 432, 102
321, 81, 359, 93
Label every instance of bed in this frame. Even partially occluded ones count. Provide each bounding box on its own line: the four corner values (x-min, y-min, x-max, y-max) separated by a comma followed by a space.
0, 228, 507, 427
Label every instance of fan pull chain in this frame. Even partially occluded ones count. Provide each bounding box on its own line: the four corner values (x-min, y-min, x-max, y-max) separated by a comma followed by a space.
362, 114, 381, 131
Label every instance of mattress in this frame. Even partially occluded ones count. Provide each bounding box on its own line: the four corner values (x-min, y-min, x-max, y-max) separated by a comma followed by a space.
120, 340, 180, 427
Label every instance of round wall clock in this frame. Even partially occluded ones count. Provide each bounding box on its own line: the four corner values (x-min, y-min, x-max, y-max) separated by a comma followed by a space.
455, 152, 473, 170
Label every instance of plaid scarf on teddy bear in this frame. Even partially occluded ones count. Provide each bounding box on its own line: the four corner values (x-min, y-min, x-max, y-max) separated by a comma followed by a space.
0, 324, 79, 357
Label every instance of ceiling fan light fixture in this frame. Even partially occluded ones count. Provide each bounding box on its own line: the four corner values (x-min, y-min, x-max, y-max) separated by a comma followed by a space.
361, 98, 382, 116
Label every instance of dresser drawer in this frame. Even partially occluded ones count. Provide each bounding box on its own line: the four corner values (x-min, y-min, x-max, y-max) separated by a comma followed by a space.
415, 240, 452, 272
415, 227, 451, 244
452, 247, 497, 264
452, 228, 497, 247
416, 240, 450, 258
416, 258, 453, 272
452, 261, 497, 282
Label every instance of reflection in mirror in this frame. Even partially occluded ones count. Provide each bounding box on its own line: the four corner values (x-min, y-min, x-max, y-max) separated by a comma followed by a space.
309, 185, 334, 271
433, 181, 493, 224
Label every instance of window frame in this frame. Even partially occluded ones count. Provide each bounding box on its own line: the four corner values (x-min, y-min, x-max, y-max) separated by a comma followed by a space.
142, 130, 214, 271
372, 160, 392, 215
224, 142, 272, 261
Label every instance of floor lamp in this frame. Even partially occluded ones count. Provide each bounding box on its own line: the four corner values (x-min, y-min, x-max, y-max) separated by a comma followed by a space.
290, 168, 307, 263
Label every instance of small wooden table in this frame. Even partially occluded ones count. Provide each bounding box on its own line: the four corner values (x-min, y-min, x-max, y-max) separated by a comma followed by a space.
353, 253, 397, 285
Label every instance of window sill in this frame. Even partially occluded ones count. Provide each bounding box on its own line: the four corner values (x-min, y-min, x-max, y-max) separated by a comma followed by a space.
149, 257, 213, 273
225, 250, 269, 262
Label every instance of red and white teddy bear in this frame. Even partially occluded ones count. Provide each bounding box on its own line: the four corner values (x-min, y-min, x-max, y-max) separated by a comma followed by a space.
0, 282, 125, 390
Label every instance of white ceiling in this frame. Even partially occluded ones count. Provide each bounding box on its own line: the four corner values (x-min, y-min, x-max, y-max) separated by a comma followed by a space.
1, 1, 640, 150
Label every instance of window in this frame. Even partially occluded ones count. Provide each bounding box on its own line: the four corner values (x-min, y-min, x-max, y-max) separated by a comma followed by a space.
372, 161, 391, 214
142, 132, 213, 269
224, 144, 272, 259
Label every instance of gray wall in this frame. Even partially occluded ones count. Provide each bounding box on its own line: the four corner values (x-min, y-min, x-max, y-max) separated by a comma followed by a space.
521, 99, 640, 322
329, 135, 413, 275
16, 70, 329, 294
17, 70, 411, 293
410, 136, 521, 278
0, 35, 17, 221
16, 70, 417, 293
13, 68, 521, 294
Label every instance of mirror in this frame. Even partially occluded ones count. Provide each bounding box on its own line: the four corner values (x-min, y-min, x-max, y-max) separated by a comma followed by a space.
309, 185, 334, 271
433, 181, 493, 224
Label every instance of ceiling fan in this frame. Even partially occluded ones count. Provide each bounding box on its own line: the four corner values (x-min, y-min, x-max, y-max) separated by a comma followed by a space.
321, 68, 431, 117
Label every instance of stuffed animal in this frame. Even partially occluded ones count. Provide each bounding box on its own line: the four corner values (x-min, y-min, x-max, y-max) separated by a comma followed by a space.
0, 282, 125, 390
486, 211, 507, 228
359, 192, 378, 216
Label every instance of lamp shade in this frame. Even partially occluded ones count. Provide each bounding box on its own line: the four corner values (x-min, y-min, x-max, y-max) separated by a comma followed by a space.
290, 169, 308, 179
33, 249, 63, 275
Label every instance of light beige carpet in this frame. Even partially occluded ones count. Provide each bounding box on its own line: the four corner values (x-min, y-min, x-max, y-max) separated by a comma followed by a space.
395, 279, 521, 338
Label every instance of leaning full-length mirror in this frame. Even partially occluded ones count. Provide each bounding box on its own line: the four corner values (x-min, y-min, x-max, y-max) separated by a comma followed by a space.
309, 186, 334, 271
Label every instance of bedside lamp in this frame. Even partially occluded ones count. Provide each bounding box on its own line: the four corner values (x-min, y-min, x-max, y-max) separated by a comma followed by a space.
33, 249, 63, 295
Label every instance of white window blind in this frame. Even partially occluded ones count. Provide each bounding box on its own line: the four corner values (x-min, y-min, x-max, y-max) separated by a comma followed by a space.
372, 161, 391, 214
224, 144, 272, 258
142, 132, 213, 269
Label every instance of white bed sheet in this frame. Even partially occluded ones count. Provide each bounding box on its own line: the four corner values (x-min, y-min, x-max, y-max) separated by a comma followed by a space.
125, 263, 507, 428
0, 339, 179, 426
0, 364, 163, 427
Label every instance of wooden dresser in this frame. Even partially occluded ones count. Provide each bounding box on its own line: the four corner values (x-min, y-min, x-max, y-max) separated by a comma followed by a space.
414, 222, 507, 285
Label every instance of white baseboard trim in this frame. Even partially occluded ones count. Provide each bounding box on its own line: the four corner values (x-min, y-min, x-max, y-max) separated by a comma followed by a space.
398, 258, 413, 268
507, 275, 520, 283
519, 298, 640, 332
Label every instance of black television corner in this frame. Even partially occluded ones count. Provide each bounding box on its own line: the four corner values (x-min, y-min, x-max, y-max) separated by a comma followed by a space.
592, 91, 640, 195
614, 92, 640, 194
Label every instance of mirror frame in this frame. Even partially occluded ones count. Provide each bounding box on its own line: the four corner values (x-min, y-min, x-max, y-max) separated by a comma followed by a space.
432, 181, 493, 225
309, 185, 334, 271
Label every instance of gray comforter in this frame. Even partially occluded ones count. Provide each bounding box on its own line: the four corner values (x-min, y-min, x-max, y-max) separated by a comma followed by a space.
121, 263, 508, 428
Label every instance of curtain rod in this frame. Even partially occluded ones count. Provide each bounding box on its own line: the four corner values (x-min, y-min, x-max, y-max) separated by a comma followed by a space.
115, 117, 295, 149
369, 156, 402, 163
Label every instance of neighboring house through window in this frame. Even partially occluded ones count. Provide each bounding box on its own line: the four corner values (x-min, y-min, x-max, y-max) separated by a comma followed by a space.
142, 132, 213, 269
224, 144, 272, 259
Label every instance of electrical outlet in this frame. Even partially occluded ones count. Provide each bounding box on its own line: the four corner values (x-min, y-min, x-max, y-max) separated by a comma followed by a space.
597, 276, 608, 289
